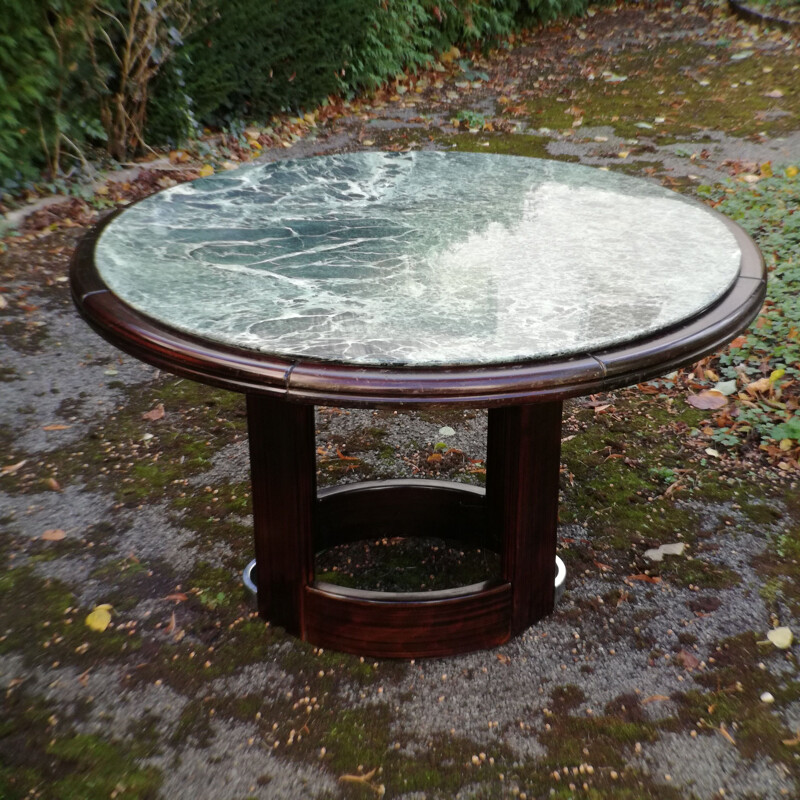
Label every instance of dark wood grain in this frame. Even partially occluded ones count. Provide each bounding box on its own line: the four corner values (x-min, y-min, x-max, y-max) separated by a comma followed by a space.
487, 402, 562, 634
247, 394, 316, 635
303, 582, 512, 658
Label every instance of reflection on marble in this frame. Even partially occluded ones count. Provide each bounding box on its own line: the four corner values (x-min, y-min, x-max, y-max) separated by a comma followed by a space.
95, 152, 742, 366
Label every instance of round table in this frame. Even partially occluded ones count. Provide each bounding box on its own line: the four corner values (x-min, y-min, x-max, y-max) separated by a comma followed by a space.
70, 152, 765, 658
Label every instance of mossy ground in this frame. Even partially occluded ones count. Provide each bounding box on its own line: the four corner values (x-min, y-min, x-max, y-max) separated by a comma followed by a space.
2, 2, 800, 798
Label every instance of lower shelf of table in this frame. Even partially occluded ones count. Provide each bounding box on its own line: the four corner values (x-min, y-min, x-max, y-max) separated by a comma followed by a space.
244, 541, 565, 659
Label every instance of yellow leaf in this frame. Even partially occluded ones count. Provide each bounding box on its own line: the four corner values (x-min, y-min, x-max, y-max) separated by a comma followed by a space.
780, 439, 794, 451
769, 368, 785, 383
198, 164, 214, 177
786, 165, 799, 178
767, 626, 793, 649
440, 46, 461, 64
85, 604, 113, 632
760, 161, 773, 178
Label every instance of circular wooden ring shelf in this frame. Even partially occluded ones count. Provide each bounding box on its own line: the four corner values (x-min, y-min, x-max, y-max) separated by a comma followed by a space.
70, 173, 766, 658
241, 479, 566, 657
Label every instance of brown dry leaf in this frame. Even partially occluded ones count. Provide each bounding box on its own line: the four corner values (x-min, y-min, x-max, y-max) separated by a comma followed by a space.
45, 477, 61, 492
427, 453, 443, 464
165, 593, 188, 603
627, 574, 662, 583
642, 695, 670, 705
41, 529, 66, 541
339, 767, 378, 785
746, 378, 772, 395
718, 724, 736, 746
593, 561, 612, 572
782, 733, 800, 746
164, 611, 177, 635
142, 403, 165, 421
42, 424, 71, 431
677, 649, 701, 670
1, 459, 27, 476
496, 653, 511, 664
686, 391, 727, 410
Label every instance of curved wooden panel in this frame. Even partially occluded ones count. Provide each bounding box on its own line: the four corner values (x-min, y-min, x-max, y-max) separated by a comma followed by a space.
303, 582, 512, 658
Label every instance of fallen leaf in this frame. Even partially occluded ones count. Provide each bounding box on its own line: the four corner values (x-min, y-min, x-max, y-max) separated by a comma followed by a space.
642, 694, 670, 705
645, 542, 686, 562
1, 459, 27, 476
712, 380, 738, 396
85, 604, 113, 632
427, 453, 442, 464
164, 611, 177, 635
593, 560, 612, 572
627, 574, 662, 583
729, 336, 747, 349
786, 166, 799, 178
767, 627, 793, 649
705, 448, 721, 459
339, 767, 378, 785
677, 649, 701, 670
746, 378, 772, 395
718, 724, 736, 746
142, 403, 165, 421
199, 164, 214, 177
496, 653, 511, 664
165, 593, 188, 603
45, 477, 61, 492
686, 391, 727, 410
41, 529, 66, 541
438, 426, 455, 437
764, 89, 784, 99
42, 424, 71, 431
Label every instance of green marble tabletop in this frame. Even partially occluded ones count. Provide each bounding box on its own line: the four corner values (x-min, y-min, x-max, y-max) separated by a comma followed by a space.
94, 151, 742, 367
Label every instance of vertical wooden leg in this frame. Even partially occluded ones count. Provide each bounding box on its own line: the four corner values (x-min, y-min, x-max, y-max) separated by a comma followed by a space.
487, 401, 563, 635
246, 394, 316, 636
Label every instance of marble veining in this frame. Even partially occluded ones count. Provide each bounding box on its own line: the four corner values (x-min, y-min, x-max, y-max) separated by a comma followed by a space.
95, 152, 743, 366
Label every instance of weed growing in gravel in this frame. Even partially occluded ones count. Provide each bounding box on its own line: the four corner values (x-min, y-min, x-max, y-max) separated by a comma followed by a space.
697, 170, 800, 454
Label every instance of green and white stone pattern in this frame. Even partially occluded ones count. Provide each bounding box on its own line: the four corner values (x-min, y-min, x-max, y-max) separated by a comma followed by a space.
95, 152, 742, 366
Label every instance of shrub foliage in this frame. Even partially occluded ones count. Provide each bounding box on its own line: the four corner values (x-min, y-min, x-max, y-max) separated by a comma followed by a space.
1, 0, 593, 184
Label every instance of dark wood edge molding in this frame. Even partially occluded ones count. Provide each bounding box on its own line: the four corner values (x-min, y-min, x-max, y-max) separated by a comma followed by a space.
70, 200, 766, 408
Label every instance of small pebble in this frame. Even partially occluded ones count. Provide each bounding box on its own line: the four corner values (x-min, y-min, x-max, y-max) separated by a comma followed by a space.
761, 691, 775, 704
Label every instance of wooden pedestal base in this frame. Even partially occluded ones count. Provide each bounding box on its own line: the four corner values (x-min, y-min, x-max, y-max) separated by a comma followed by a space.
246, 395, 562, 658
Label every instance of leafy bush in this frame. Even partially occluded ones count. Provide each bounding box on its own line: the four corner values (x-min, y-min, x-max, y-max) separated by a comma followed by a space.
0, 0, 96, 184
149, 0, 593, 139
697, 169, 800, 448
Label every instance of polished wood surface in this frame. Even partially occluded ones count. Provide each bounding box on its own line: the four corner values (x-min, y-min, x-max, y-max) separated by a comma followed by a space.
247, 394, 315, 635
488, 402, 562, 635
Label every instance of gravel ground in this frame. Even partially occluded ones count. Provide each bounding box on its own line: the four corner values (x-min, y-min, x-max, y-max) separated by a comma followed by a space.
2, 3, 800, 799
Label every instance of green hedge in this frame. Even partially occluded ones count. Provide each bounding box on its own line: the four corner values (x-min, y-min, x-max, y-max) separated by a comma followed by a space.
149, 0, 593, 141
1, 0, 594, 185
